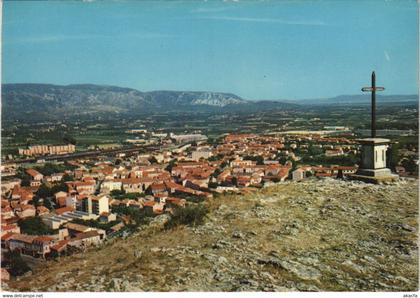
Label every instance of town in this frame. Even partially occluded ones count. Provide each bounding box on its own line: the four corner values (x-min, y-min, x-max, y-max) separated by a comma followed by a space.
1, 128, 418, 281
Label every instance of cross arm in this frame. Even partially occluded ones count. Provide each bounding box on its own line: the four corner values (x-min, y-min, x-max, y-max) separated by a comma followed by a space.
361, 87, 385, 92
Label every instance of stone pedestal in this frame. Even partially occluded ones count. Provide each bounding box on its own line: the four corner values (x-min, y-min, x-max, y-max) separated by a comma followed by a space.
350, 138, 398, 184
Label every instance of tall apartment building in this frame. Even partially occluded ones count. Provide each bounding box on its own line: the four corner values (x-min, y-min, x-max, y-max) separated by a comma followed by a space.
76, 195, 109, 216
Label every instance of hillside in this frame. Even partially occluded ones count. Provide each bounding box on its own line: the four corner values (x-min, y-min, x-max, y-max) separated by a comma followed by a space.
1, 84, 297, 120
4, 178, 418, 292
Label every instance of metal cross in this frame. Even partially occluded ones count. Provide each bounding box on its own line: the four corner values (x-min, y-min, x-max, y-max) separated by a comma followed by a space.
361, 71, 385, 138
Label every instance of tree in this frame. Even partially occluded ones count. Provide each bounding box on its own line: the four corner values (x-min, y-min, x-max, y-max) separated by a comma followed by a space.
110, 189, 126, 198
149, 156, 158, 164
62, 174, 74, 182
18, 217, 54, 235
165, 160, 177, 172
63, 135, 77, 145
231, 176, 238, 187
43, 198, 53, 210
15, 169, 31, 187
388, 143, 400, 171
208, 182, 219, 189
4, 251, 31, 276
36, 184, 53, 199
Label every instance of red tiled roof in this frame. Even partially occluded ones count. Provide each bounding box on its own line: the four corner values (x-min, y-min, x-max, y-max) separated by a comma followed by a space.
50, 240, 69, 252
33, 236, 54, 243
1, 232, 16, 241
26, 168, 42, 178
55, 206, 74, 215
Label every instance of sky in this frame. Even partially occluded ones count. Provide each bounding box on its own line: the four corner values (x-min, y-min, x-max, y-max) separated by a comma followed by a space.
2, 0, 418, 100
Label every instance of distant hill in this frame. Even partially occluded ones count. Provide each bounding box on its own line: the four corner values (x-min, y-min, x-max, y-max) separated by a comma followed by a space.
1, 83, 298, 120
2, 83, 416, 120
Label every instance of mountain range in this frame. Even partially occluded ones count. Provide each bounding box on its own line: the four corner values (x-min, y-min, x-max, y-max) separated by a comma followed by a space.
1, 83, 417, 120
1, 83, 298, 120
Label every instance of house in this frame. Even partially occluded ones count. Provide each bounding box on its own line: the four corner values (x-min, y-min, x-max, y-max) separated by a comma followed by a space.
100, 179, 122, 194
1, 268, 10, 281
11, 186, 34, 203
55, 191, 68, 207
15, 204, 36, 218
43, 173, 64, 183
148, 182, 168, 196
49, 239, 69, 257
36, 206, 50, 216
65, 195, 77, 209
8, 234, 36, 255
99, 212, 117, 223
31, 236, 56, 258
292, 168, 305, 181
118, 177, 153, 193
64, 222, 97, 236
26, 169, 43, 186
55, 206, 74, 215
166, 197, 186, 208
65, 180, 96, 195
192, 150, 212, 161
1, 178, 21, 193
1, 224, 20, 237
1, 232, 16, 249
67, 230, 103, 249
325, 149, 344, 157
1, 205, 14, 219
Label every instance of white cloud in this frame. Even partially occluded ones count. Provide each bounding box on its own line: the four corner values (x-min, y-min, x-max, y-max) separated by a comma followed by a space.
384, 50, 391, 62
191, 6, 231, 13
4, 32, 175, 45
195, 16, 327, 26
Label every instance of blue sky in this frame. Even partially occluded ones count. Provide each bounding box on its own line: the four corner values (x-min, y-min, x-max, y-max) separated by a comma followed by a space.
2, 0, 418, 100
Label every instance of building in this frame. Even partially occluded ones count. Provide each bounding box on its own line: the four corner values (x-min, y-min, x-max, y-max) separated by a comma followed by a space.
292, 168, 305, 181
18, 144, 76, 156
170, 133, 208, 144
91, 195, 110, 215
67, 230, 103, 249
191, 150, 212, 161
100, 180, 122, 194
26, 169, 43, 186
76, 195, 109, 215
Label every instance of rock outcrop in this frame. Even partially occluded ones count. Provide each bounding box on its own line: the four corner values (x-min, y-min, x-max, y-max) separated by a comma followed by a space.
4, 178, 418, 292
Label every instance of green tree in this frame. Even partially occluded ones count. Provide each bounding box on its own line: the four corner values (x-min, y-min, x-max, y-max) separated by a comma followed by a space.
18, 217, 54, 235
63, 135, 77, 145
165, 159, 177, 172
62, 174, 74, 182
4, 251, 31, 276
36, 184, 53, 199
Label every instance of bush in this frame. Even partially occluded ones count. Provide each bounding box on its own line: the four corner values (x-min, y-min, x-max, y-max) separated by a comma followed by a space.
4, 251, 31, 276
165, 204, 208, 229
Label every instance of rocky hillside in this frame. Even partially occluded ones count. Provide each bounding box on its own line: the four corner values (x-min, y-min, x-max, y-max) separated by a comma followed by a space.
1, 84, 297, 120
4, 178, 418, 292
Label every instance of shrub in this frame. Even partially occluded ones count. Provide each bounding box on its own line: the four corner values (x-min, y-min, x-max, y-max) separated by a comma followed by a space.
165, 204, 208, 229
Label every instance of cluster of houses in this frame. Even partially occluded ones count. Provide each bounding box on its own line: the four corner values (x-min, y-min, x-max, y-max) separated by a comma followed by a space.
1, 132, 365, 277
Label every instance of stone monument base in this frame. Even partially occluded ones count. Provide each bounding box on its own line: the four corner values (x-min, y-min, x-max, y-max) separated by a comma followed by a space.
349, 168, 399, 184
